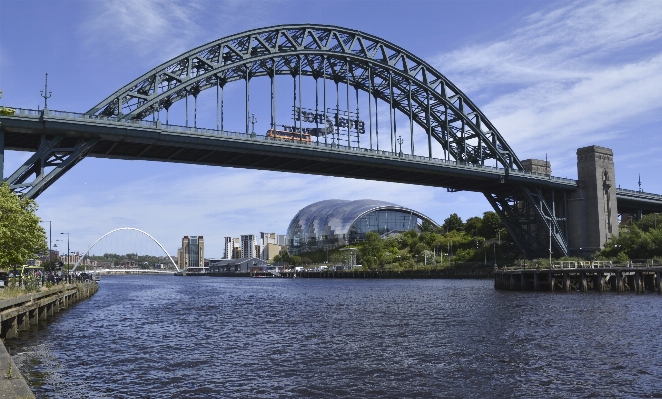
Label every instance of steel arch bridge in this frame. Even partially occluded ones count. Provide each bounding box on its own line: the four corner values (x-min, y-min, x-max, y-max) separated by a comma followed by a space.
2, 24, 615, 258
72, 227, 179, 272
85, 24, 563, 257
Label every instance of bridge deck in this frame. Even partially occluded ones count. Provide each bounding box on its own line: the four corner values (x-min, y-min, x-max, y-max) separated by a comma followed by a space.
1, 108, 578, 195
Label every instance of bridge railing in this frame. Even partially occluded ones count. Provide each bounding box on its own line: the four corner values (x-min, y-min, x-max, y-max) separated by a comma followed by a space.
616, 188, 662, 200
3, 106, 581, 185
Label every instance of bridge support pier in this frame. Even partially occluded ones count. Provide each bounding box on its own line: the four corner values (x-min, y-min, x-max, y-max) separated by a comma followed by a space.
568, 146, 619, 258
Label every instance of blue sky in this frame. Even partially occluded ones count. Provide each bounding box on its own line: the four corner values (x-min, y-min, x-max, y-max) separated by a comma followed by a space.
1, 0, 661, 258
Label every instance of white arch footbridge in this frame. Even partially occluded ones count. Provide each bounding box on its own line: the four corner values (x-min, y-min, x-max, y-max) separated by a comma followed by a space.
72, 227, 179, 272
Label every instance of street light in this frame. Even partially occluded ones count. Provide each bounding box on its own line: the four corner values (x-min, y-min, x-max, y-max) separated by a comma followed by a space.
61, 232, 69, 278
250, 113, 258, 137
493, 242, 497, 269
40, 220, 52, 262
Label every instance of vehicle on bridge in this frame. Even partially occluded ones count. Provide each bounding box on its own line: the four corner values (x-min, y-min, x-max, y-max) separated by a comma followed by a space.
266, 129, 312, 144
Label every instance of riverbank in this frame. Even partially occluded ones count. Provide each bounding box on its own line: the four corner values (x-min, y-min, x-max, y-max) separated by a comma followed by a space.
0, 282, 98, 398
278, 268, 494, 279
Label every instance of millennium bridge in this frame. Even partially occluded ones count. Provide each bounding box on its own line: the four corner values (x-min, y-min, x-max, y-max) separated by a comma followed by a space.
1, 24, 660, 259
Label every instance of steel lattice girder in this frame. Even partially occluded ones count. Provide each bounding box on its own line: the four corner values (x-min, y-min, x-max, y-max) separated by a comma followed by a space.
86, 24, 521, 172
5, 135, 99, 199
485, 187, 568, 259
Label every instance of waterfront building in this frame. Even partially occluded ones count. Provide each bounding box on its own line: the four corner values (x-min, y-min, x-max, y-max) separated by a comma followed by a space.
241, 235, 257, 258
208, 257, 268, 273
286, 199, 440, 255
260, 232, 276, 260
178, 236, 205, 271
262, 243, 281, 262
232, 246, 242, 259
223, 237, 233, 259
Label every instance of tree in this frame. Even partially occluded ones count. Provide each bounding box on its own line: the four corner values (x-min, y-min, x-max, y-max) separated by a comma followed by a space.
421, 219, 437, 233
636, 213, 661, 233
442, 213, 464, 232
464, 216, 483, 236
480, 211, 506, 240
0, 183, 47, 269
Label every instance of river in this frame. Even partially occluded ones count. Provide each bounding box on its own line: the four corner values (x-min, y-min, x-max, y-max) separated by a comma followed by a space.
6, 275, 662, 398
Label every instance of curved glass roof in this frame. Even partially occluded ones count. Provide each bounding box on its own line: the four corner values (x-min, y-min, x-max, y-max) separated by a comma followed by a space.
286, 199, 439, 252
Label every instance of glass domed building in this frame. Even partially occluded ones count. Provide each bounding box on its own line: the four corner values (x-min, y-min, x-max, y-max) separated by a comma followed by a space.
286, 199, 439, 254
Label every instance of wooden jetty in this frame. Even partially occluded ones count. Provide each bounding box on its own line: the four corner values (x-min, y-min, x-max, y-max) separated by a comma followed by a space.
495, 263, 662, 293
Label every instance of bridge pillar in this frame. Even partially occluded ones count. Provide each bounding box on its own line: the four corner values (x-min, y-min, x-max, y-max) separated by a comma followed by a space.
567, 146, 619, 258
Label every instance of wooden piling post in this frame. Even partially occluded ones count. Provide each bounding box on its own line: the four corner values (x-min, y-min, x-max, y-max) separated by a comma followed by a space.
616, 270, 624, 293
549, 272, 555, 292
597, 270, 605, 292
580, 272, 588, 292
534, 272, 540, 291
4, 317, 18, 339
563, 272, 570, 292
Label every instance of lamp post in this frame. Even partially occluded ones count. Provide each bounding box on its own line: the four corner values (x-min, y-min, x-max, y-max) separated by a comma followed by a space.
493, 243, 497, 269
543, 215, 552, 268
250, 113, 258, 137
60, 232, 69, 279
397, 135, 403, 157
41, 220, 52, 262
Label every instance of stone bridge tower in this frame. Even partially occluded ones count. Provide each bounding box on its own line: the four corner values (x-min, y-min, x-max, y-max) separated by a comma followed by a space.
568, 146, 619, 257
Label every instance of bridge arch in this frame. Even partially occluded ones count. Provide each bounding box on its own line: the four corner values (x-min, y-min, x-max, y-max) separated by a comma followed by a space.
72, 227, 179, 272
79, 25, 569, 259
86, 24, 521, 171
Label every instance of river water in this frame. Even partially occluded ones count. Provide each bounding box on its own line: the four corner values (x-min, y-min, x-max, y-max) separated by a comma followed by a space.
6, 275, 662, 398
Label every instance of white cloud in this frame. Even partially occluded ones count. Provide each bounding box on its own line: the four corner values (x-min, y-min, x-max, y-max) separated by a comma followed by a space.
80, 0, 204, 61
431, 0, 662, 168
79, 0, 282, 64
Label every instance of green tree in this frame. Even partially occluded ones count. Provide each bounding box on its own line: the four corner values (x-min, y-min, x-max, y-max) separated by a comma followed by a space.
421, 219, 437, 233
359, 232, 383, 270
0, 183, 47, 269
480, 211, 506, 239
442, 213, 464, 232
636, 213, 661, 233
599, 224, 662, 259
464, 216, 483, 236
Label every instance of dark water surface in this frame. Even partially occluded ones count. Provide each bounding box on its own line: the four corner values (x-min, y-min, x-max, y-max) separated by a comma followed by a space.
6, 275, 662, 398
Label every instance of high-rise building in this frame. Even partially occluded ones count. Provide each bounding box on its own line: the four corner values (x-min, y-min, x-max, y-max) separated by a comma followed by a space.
232, 238, 241, 258
232, 247, 242, 259
178, 236, 205, 270
240, 234, 256, 258
224, 237, 233, 259
260, 232, 278, 260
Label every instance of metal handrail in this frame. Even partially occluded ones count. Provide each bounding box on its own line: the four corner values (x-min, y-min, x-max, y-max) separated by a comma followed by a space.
1, 105, 581, 184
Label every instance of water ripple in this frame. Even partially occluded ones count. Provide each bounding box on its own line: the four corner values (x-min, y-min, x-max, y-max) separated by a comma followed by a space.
6, 276, 662, 398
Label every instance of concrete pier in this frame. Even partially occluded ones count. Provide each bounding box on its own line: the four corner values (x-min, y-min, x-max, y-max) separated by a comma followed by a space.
494, 267, 662, 292
0, 282, 98, 398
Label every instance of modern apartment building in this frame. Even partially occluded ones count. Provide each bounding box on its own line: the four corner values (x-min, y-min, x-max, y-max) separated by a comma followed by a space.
178, 235, 205, 270
240, 234, 257, 258
224, 237, 233, 259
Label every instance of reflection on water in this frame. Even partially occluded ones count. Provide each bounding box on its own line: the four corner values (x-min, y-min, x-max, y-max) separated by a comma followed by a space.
6, 275, 662, 398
